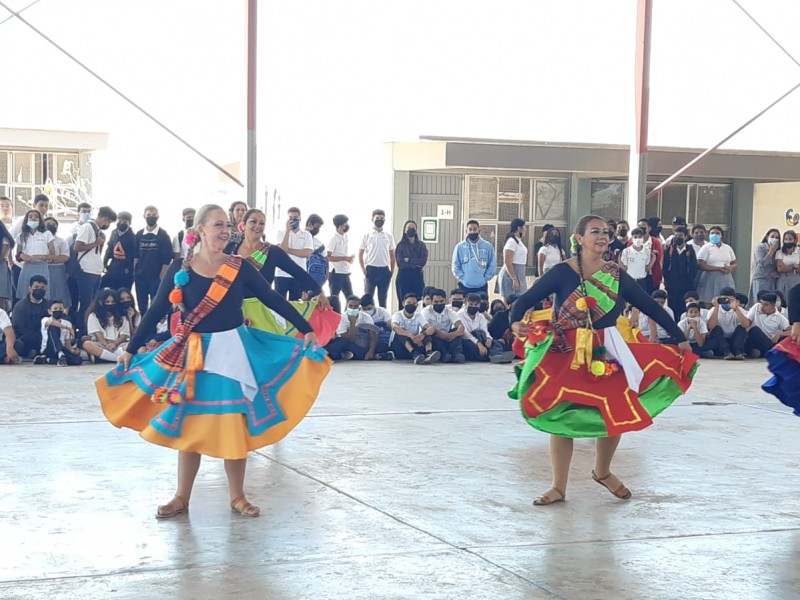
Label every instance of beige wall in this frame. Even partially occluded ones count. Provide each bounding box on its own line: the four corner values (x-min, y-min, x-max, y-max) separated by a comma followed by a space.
752, 182, 800, 247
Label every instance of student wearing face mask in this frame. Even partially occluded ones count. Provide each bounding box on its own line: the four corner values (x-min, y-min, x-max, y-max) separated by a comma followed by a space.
43, 217, 71, 312
677, 303, 714, 358
73, 206, 116, 335
325, 295, 393, 361
456, 293, 514, 363
422, 288, 465, 363
359, 209, 396, 308
696, 226, 737, 303
395, 220, 428, 309
499, 218, 528, 301
80, 288, 131, 363
359, 293, 392, 351
775, 230, 800, 302
537, 227, 566, 276
744, 292, 790, 358
102, 211, 136, 292
604, 220, 625, 262
134, 206, 173, 314
619, 228, 654, 292
12, 275, 50, 358
615, 221, 631, 246
706, 286, 748, 359
452, 220, 496, 295
447, 289, 465, 312
662, 226, 698, 321
116, 288, 141, 335
65, 202, 92, 312
34, 299, 82, 366
749, 228, 780, 305
688, 224, 707, 250
14, 209, 55, 301
390, 293, 438, 364
172, 208, 196, 260
327, 215, 354, 309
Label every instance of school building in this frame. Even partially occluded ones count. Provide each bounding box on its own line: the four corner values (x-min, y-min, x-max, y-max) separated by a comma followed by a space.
388, 136, 800, 293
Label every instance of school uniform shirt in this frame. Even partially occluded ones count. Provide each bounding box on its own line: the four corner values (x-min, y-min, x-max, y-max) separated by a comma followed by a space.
638, 305, 675, 339
365, 306, 392, 326
328, 232, 351, 275
620, 246, 649, 280
311, 235, 324, 252
696, 242, 736, 268
52, 236, 70, 259
421, 305, 458, 332
39, 317, 73, 353
502, 237, 528, 267
15, 230, 54, 258
171, 229, 191, 259
75, 221, 104, 275
87, 312, 131, 341
134, 227, 173, 278
677, 315, 708, 343
336, 311, 374, 335
747, 304, 790, 339
455, 309, 492, 344
390, 309, 428, 342
537, 244, 564, 274
708, 306, 747, 337
0, 308, 10, 343
776, 248, 800, 268
275, 229, 314, 278
360, 230, 396, 268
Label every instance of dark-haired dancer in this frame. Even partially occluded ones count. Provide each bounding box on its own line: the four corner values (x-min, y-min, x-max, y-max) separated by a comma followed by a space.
509, 215, 697, 506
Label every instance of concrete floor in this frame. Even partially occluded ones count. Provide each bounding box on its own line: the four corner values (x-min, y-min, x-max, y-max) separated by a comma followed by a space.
2, 358, 800, 600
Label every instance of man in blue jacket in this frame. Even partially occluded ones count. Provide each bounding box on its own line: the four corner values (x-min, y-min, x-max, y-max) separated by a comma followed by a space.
451, 220, 496, 294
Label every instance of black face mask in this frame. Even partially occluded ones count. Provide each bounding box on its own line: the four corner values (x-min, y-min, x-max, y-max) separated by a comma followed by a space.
785, 243, 797, 250
674, 238, 685, 246
467, 306, 480, 316
46, 225, 57, 236
31, 288, 46, 300
117, 223, 129, 233
309, 227, 321, 237
341, 224, 350, 233
406, 229, 417, 238
404, 304, 417, 314
491, 307, 505, 316
374, 219, 385, 229
467, 233, 480, 242
433, 304, 445, 313
618, 228, 628, 237
184, 218, 194, 229
451, 300, 464, 309
145, 216, 159, 227
479, 302, 489, 312
121, 300, 134, 310
52, 310, 64, 320
99, 224, 109, 231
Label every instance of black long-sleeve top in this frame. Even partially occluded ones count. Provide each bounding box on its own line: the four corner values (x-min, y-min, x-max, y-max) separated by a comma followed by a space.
227, 242, 322, 298
128, 259, 313, 352
510, 262, 686, 341
395, 239, 428, 270
789, 285, 800, 324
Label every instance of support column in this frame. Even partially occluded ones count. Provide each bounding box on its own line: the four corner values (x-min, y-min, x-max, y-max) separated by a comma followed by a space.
627, 0, 652, 225
246, 0, 257, 208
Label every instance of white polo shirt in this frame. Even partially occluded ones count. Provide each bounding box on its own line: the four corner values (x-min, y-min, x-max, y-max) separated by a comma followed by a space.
172, 230, 190, 259
328, 232, 351, 275
677, 315, 709, 343
0, 308, 10, 342
697, 242, 736, 267
336, 311, 374, 335
455, 309, 492, 343
421, 305, 458, 332
361, 230, 396, 268
390, 309, 427, 341
709, 306, 747, 336
275, 229, 314, 278
75, 221, 104, 275
620, 246, 649, 280
638, 305, 674, 338
537, 244, 564, 274
747, 304, 789, 339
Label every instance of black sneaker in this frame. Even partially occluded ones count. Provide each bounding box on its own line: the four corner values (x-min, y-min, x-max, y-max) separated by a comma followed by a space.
413, 353, 426, 365
748, 349, 761, 359
723, 353, 735, 360
453, 353, 466, 364
700, 350, 715, 359
490, 350, 516, 364
339, 351, 354, 362
424, 350, 441, 364
377, 351, 395, 361
441, 353, 452, 364
57, 355, 67, 367
32, 355, 48, 365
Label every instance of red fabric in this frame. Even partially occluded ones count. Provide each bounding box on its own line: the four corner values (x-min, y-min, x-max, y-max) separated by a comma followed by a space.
773, 337, 800, 361
295, 308, 340, 347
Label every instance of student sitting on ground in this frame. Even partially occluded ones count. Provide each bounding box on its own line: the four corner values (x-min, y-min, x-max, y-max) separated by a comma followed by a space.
359, 294, 392, 351
422, 288, 465, 364
117, 288, 140, 336
0, 307, 19, 364
390, 292, 439, 364
11, 274, 50, 359
744, 292, 790, 358
326, 294, 394, 361
421, 286, 435, 308
81, 288, 131, 363
636, 290, 679, 344
447, 289, 465, 312
34, 299, 82, 366
677, 302, 714, 358
456, 293, 515, 364
683, 290, 710, 319
706, 286, 749, 360
487, 298, 516, 353
478, 292, 491, 320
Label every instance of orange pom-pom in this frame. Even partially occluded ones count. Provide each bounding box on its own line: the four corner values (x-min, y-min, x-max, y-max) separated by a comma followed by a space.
168, 288, 183, 304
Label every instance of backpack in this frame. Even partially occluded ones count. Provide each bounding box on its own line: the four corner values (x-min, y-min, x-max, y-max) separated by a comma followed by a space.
306, 246, 328, 286
66, 222, 100, 277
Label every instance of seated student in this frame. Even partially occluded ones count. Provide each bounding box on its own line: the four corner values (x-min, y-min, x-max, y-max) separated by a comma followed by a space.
447, 289, 465, 312
360, 293, 392, 351
117, 288, 141, 336
34, 299, 82, 366
487, 298, 515, 352
683, 290, 710, 319
80, 288, 131, 362
422, 288, 465, 364
390, 292, 439, 364
744, 292, 790, 358
326, 294, 394, 361
677, 302, 714, 358
773, 289, 789, 318
706, 286, 748, 360
637, 290, 679, 344
478, 292, 491, 319
12, 274, 50, 359
456, 293, 515, 364
421, 286, 435, 308
735, 292, 750, 312
0, 307, 20, 364
139, 314, 171, 354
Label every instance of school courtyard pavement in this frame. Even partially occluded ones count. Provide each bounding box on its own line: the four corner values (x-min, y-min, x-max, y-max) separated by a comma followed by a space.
2, 357, 799, 600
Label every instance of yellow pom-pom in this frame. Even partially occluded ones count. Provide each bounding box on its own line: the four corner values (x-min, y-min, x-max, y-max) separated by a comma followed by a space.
590, 360, 606, 376
576, 298, 588, 311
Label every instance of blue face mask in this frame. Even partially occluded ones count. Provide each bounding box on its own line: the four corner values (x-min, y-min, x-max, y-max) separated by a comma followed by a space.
709, 233, 722, 244
346, 308, 360, 317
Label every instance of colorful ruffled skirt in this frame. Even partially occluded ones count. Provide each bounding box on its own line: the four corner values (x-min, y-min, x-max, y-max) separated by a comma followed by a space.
509, 319, 698, 438
96, 326, 331, 459
762, 338, 800, 415
242, 298, 340, 347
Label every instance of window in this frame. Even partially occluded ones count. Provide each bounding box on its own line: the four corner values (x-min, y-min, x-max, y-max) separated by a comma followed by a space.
646, 182, 733, 235
590, 181, 625, 221
465, 175, 569, 266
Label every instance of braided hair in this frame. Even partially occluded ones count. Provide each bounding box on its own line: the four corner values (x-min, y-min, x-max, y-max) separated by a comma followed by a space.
169, 204, 222, 313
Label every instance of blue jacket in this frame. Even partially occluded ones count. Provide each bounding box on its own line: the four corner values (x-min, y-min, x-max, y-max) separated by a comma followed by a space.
451, 237, 497, 288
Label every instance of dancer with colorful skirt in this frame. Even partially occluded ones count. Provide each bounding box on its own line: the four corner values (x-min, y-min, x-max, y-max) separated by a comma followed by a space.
96, 205, 331, 519
762, 284, 800, 413
228, 208, 339, 346
509, 215, 697, 506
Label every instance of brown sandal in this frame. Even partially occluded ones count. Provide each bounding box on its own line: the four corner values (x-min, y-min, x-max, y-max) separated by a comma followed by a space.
156, 495, 189, 519
533, 487, 566, 506
591, 470, 632, 499
230, 496, 260, 517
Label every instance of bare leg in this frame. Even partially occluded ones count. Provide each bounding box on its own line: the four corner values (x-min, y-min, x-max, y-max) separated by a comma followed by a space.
593, 435, 631, 499
156, 451, 200, 518
225, 458, 260, 517
534, 435, 573, 505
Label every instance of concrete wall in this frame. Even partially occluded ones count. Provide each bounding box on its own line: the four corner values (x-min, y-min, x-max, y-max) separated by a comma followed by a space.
752, 182, 800, 247
731, 181, 754, 292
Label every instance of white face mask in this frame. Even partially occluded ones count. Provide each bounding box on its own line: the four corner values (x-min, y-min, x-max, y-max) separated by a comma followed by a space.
769, 237, 780, 246
632, 238, 644, 248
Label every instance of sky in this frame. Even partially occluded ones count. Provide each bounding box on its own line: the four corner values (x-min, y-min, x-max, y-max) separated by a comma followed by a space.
3, 0, 800, 239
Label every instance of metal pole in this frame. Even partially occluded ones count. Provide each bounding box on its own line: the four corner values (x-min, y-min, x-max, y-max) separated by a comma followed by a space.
246, 0, 257, 208
627, 0, 652, 225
